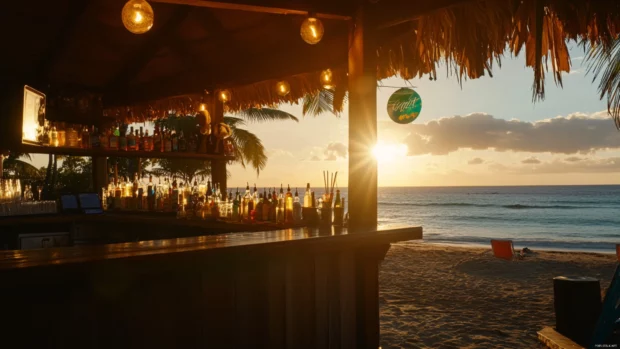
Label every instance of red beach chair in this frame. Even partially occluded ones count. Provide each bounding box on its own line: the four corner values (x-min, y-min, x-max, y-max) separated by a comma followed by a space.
491, 239, 516, 260
615, 244, 620, 262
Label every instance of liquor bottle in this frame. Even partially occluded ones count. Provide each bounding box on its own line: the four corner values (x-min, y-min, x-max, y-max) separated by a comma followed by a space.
138, 127, 145, 151
90, 126, 100, 149
262, 188, 271, 221
114, 178, 122, 209
119, 125, 127, 151
255, 193, 264, 222
153, 125, 161, 152
252, 183, 259, 207
66, 124, 78, 148
293, 188, 302, 222
143, 129, 152, 151
241, 182, 250, 219
99, 128, 109, 150
178, 131, 187, 152
206, 179, 213, 206
81, 126, 90, 149
127, 126, 136, 151
50, 125, 59, 147
164, 128, 172, 152
334, 190, 341, 208
171, 130, 179, 152
304, 183, 312, 208
285, 185, 293, 223
270, 188, 278, 222
109, 125, 119, 150
57, 123, 66, 147
171, 177, 179, 212
232, 188, 240, 221
147, 175, 155, 211
276, 185, 285, 223
311, 191, 316, 208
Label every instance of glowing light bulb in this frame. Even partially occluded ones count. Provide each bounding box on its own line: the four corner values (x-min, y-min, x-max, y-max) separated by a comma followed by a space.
218, 89, 231, 103
300, 17, 324, 45
276, 81, 290, 97
122, 0, 154, 34
199, 103, 207, 111
320, 69, 333, 89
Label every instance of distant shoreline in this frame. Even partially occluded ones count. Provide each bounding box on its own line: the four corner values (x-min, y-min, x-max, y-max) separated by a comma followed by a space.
408, 240, 618, 255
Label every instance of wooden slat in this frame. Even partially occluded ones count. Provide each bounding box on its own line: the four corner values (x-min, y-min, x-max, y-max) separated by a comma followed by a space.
339, 250, 356, 349
285, 255, 315, 349
268, 260, 286, 349
314, 254, 330, 349
149, 0, 352, 20
537, 327, 584, 349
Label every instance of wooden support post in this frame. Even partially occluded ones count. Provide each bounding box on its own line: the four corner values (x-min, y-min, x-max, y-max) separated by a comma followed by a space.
348, 5, 378, 232
92, 156, 108, 194
209, 92, 227, 195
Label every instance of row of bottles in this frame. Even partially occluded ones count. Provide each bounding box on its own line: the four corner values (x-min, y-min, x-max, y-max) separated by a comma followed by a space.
102, 178, 345, 225
43, 122, 234, 157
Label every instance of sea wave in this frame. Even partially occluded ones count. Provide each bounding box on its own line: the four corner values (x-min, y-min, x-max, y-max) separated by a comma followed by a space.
378, 202, 591, 209
414, 235, 619, 252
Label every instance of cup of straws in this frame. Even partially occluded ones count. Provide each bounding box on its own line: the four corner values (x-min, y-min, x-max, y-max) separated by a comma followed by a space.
320, 171, 338, 226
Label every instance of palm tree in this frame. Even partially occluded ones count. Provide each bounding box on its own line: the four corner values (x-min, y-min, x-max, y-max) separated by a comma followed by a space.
151, 108, 298, 179
586, 38, 620, 129
2, 153, 41, 179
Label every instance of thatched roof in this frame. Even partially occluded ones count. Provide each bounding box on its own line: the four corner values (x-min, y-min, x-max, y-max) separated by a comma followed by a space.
2, 0, 619, 123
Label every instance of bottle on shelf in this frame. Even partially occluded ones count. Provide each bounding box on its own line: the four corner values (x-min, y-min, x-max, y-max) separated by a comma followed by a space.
138, 127, 145, 151
241, 182, 251, 220
57, 123, 66, 147
276, 184, 285, 223
334, 190, 341, 208
255, 192, 264, 222
262, 188, 271, 221
80, 126, 90, 149
285, 184, 293, 223
232, 188, 240, 221
66, 124, 78, 148
99, 127, 109, 150
171, 130, 179, 152
304, 183, 312, 208
119, 125, 128, 151
178, 131, 187, 152
144, 129, 152, 151
50, 124, 59, 147
127, 126, 136, 151
164, 127, 172, 152
89, 126, 100, 149
293, 188, 302, 222
153, 125, 162, 152
109, 125, 119, 150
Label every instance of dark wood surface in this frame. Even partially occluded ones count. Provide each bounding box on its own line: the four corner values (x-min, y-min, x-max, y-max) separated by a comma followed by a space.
0, 225, 422, 270
20, 143, 235, 160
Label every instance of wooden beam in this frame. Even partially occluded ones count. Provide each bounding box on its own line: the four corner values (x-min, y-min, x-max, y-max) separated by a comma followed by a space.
348, 5, 378, 232
35, 0, 92, 81
149, 0, 352, 20
106, 7, 191, 89
376, 0, 475, 29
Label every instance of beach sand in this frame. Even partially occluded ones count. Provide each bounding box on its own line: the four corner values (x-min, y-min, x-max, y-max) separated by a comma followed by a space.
379, 243, 618, 349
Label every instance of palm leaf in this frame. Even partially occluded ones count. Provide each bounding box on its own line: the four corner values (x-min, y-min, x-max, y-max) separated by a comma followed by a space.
231, 128, 267, 175
586, 38, 620, 129
223, 116, 246, 128
303, 89, 335, 117
235, 108, 298, 123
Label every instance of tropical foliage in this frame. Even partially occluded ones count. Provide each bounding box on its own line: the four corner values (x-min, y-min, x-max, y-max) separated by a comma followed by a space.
586, 38, 620, 129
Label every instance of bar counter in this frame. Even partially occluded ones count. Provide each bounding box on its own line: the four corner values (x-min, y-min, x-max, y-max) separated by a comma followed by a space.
0, 225, 422, 349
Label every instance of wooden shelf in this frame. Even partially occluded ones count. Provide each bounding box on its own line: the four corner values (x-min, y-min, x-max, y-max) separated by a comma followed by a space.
20, 144, 235, 161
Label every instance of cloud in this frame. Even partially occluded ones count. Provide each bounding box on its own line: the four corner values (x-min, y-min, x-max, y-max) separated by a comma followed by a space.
491, 157, 620, 174
307, 142, 348, 161
324, 142, 348, 159
521, 157, 541, 164
386, 112, 619, 156
468, 157, 484, 165
267, 149, 294, 159
564, 156, 585, 162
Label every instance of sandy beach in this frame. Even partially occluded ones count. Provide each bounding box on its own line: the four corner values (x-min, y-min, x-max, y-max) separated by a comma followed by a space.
379, 243, 618, 349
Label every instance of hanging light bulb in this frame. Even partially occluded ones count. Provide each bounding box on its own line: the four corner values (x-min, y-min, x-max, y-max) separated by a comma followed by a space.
122, 0, 154, 34
218, 89, 231, 103
275, 81, 291, 97
199, 103, 207, 112
320, 69, 334, 89
300, 16, 324, 45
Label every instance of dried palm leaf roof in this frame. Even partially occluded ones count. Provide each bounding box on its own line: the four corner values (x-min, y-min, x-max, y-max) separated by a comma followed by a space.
1, 0, 619, 123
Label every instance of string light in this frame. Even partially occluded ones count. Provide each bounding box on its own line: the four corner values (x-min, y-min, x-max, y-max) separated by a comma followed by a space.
218, 89, 231, 103
199, 103, 207, 112
122, 0, 154, 34
320, 69, 333, 89
275, 81, 291, 97
300, 16, 324, 45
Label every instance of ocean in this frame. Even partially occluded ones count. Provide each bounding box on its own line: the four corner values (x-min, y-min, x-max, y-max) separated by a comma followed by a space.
338, 185, 620, 253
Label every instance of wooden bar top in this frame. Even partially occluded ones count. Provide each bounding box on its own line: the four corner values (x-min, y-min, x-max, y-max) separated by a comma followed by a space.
0, 225, 422, 270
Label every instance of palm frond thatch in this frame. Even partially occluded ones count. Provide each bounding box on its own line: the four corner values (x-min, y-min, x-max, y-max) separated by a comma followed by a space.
303, 89, 335, 117
235, 108, 299, 123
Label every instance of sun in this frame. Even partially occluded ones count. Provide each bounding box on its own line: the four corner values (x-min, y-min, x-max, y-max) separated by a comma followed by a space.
372, 142, 408, 163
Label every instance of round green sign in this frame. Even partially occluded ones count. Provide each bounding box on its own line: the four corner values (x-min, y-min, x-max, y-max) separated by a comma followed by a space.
387, 88, 422, 124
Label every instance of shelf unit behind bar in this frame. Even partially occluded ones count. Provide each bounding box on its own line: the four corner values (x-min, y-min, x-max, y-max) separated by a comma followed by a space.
20, 144, 235, 161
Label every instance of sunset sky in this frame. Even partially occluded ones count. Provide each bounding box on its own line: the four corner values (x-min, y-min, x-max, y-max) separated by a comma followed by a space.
225, 44, 619, 188
25, 45, 619, 187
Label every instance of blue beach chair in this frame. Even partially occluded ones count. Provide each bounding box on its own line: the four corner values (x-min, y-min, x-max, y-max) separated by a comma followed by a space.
589, 265, 620, 348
